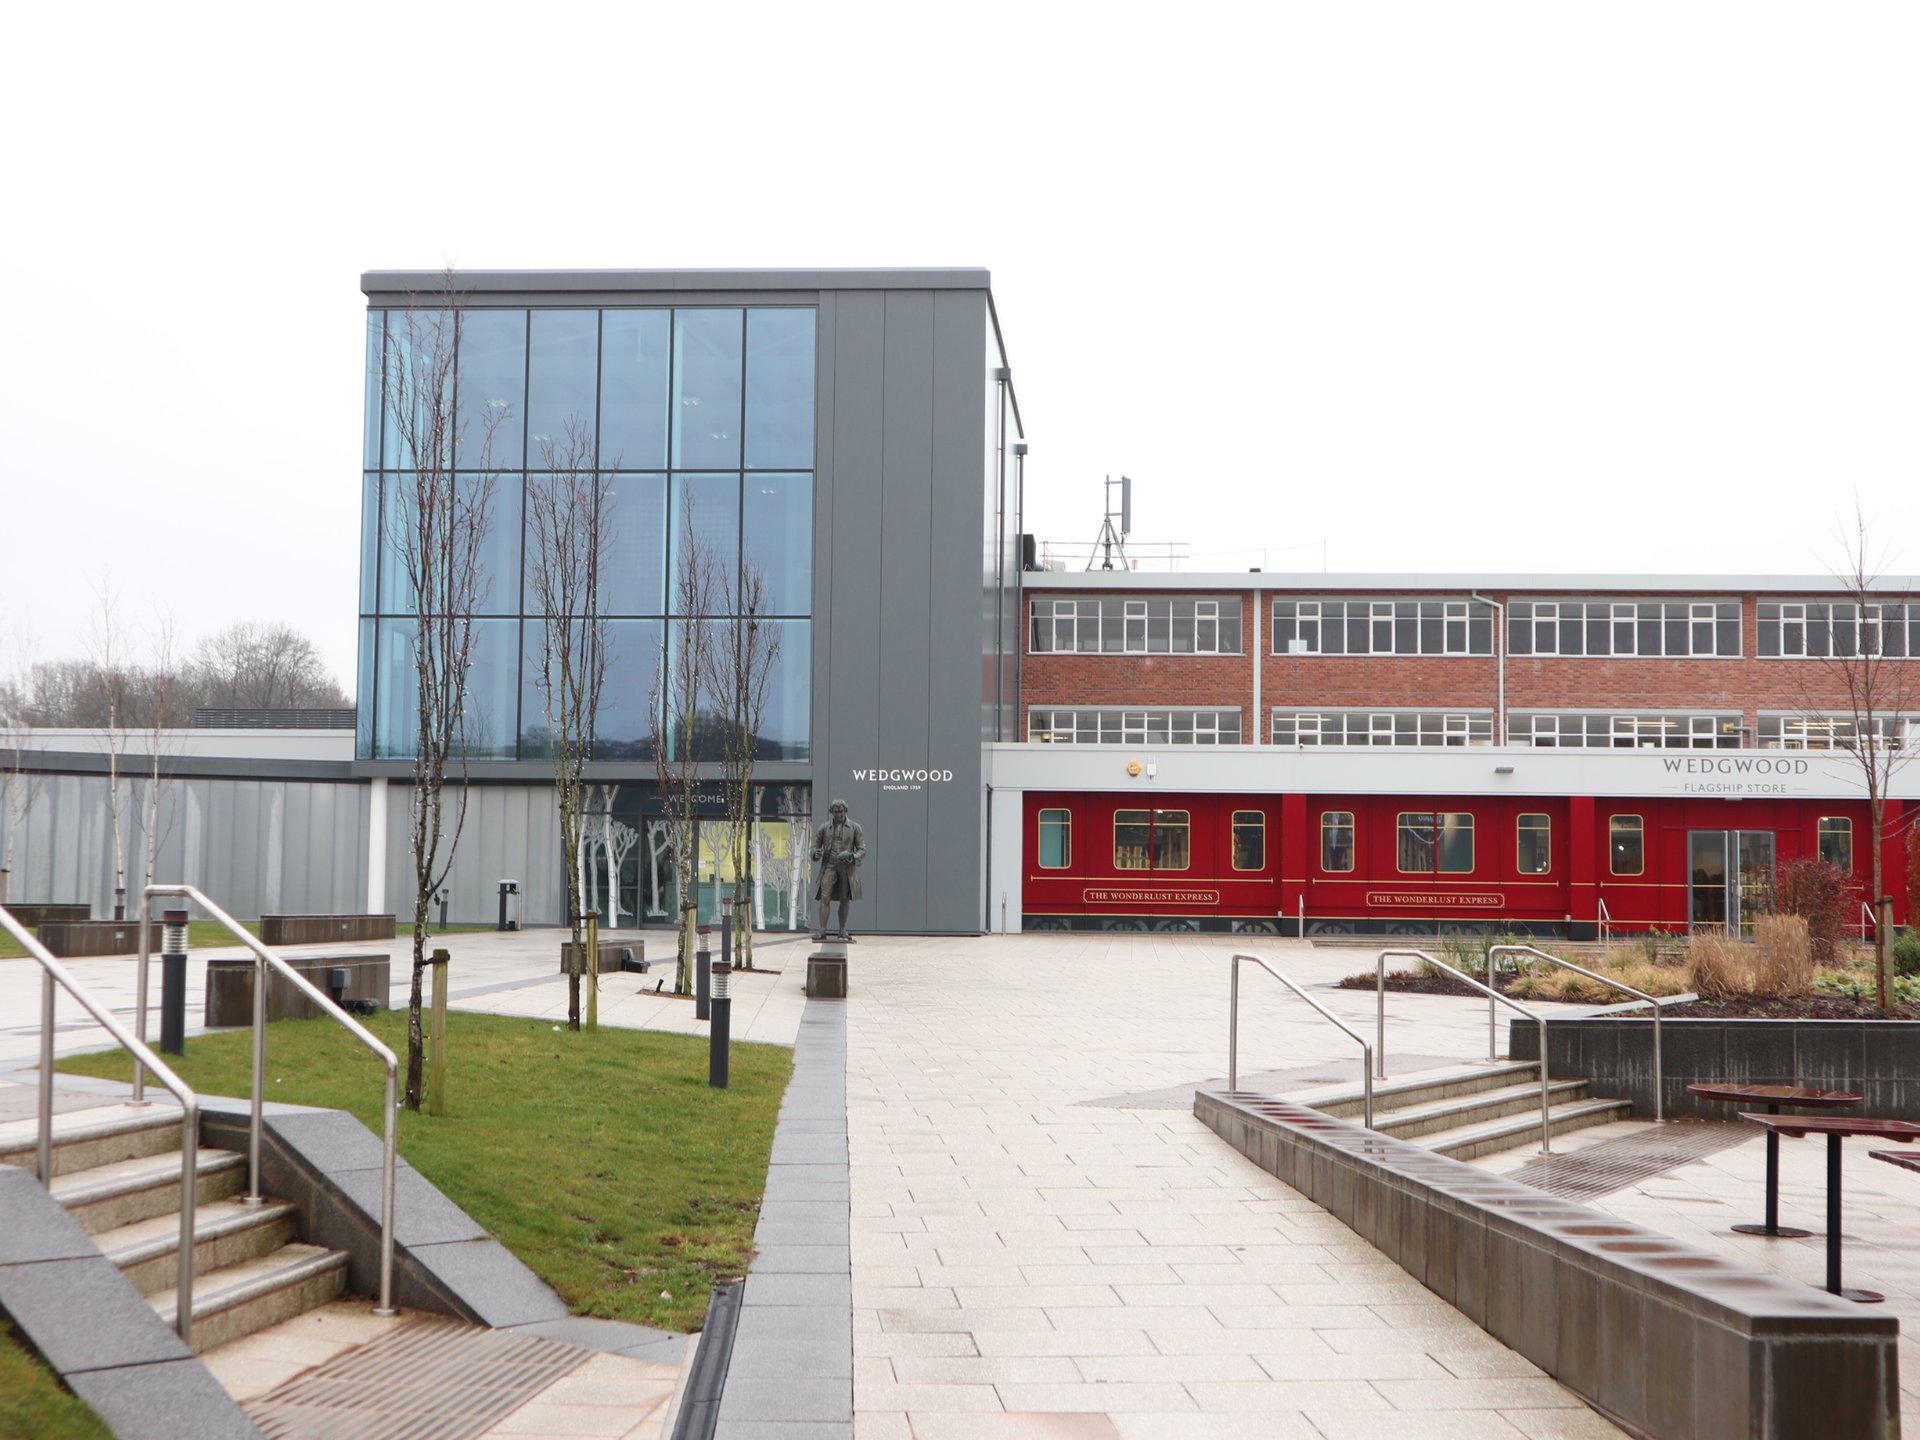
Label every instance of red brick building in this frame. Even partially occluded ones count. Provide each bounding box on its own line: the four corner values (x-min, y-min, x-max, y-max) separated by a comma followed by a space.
980, 573, 1919, 937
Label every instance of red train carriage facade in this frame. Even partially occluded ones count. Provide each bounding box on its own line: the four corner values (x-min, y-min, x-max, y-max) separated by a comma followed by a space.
1018, 788, 1902, 937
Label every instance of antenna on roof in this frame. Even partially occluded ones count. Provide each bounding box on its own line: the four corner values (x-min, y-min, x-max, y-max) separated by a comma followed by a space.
1088, 475, 1133, 571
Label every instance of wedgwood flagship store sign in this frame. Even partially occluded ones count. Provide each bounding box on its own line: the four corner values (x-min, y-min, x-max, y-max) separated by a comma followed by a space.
852, 766, 956, 793
1658, 755, 1812, 797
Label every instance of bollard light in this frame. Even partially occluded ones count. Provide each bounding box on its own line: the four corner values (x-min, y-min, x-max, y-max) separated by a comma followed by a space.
696, 923, 713, 1022
160, 909, 189, 1056
709, 960, 732, 1089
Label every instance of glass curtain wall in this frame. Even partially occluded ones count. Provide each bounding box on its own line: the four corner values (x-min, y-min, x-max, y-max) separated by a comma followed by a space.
359, 305, 816, 762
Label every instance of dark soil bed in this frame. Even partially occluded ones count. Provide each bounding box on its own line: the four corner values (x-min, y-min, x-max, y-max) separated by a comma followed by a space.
1340, 970, 1920, 1020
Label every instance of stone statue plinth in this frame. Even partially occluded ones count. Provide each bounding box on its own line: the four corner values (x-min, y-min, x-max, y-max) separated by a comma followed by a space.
807, 940, 848, 999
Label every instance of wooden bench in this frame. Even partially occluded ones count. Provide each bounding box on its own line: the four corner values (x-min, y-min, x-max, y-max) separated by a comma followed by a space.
259, 914, 397, 945
558, 937, 647, 974
2, 903, 91, 928
205, 953, 391, 1026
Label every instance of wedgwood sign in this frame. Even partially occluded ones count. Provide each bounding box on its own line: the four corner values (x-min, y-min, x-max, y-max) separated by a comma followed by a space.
1659, 756, 1811, 797
852, 766, 955, 793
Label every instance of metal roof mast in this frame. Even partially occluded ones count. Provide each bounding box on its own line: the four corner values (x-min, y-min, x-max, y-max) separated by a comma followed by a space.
1088, 475, 1132, 571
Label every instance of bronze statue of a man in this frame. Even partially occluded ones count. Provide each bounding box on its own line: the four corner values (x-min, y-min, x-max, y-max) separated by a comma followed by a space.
812, 799, 865, 939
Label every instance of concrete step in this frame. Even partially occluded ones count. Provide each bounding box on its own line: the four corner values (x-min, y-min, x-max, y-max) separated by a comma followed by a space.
1416, 1097, 1635, 1161
149, 1243, 351, 1354
1309, 1061, 1543, 1120
1372, 1080, 1599, 1142
0, 1105, 185, 1177
99, 1195, 301, 1297
50, 1147, 247, 1233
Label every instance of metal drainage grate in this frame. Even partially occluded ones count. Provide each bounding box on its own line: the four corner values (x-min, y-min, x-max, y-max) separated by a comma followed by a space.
245, 1318, 589, 1440
1507, 1122, 1754, 1201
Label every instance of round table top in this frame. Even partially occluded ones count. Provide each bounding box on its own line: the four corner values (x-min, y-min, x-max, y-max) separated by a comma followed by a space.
1686, 1083, 1863, 1108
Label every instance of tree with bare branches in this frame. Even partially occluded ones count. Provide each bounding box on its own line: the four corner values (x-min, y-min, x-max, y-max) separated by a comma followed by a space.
88, 583, 133, 919
650, 506, 719, 994
525, 418, 612, 1032
716, 565, 781, 968
1809, 505, 1916, 1009
136, 616, 185, 901
379, 277, 505, 1108
189, 621, 351, 710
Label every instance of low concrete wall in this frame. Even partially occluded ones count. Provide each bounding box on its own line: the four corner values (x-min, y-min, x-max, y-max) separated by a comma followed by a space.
4, 903, 90, 927
204, 954, 391, 1027
36, 920, 161, 957
260, 914, 397, 945
1510, 1018, 1920, 1120
1195, 1090, 1899, 1440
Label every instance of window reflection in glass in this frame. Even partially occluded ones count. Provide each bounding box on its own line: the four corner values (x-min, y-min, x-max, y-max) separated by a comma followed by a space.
1818, 817, 1852, 871
1232, 811, 1265, 871
1610, 816, 1644, 876
670, 474, 740, 609
1516, 814, 1551, 875
1398, 812, 1473, 873
600, 310, 670, 469
360, 474, 381, 614
743, 473, 812, 615
1113, 809, 1189, 870
465, 473, 521, 615
672, 310, 744, 469
1039, 809, 1071, 869
745, 309, 816, 470
757, 620, 810, 760
527, 309, 599, 465
363, 313, 384, 469
603, 475, 668, 616
374, 619, 418, 758
1321, 812, 1355, 872
460, 619, 520, 760
455, 309, 526, 468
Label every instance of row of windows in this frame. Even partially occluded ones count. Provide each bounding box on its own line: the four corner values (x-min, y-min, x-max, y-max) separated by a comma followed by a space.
1273, 600, 1494, 656
1029, 598, 1243, 655
1030, 709, 1242, 744
1758, 603, 1920, 658
1757, 716, 1911, 750
366, 306, 816, 475
1037, 810, 1858, 876
1039, 595, 1920, 662
1509, 601, 1741, 658
1272, 711, 1492, 747
1510, 713, 1742, 749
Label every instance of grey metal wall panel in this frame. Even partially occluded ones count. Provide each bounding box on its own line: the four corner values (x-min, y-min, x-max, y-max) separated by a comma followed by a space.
818, 292, 887, 934
876, 291, 937, 931
927, 291, 990, 933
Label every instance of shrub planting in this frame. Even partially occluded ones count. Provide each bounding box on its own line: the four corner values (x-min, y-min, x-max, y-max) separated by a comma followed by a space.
1773, 856, 1855, 967
1752, 914, 1814, 998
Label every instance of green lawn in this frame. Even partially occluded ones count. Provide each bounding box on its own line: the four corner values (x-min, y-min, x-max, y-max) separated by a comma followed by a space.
58, 1009, 792, 1333
0, 1321, 111, 1440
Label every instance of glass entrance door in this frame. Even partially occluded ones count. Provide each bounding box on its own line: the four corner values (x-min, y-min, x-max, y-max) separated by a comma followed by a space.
1689, 830, 1775, 934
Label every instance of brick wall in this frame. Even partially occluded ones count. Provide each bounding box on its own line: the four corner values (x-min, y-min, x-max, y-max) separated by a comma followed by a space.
1024, 589, 1885, 740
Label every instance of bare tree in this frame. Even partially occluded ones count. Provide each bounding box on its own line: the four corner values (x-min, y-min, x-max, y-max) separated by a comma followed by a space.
189, 621, 351, 710
87, 582, 132, 919
137, 616, 186, 899
650, 505, 719, 994
525, 419, 612, 1032
380, 276, 505, 1109
1809, 505, 1916, 1009
716, 565, 781, 968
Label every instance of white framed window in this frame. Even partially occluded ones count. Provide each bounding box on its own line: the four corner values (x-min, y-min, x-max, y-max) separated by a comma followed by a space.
1030, 596, 1242, 655
1510, 599, 1740, 657
1030, 708, 1242, 744
1271, 598, 1493, 656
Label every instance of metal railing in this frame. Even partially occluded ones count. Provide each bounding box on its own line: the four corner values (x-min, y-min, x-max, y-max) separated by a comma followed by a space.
134, 884, 398, 1316
1490, 944, 1666, 1123
1596, 897, 1613, 947
1376, 949, 1554, 1154
1, 905, 202, 1344
1228, 952, 1373, 1126
1860, 902, 1878, 942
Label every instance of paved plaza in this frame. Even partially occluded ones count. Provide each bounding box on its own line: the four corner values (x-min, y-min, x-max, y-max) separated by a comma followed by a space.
5, 927, 1919, 1436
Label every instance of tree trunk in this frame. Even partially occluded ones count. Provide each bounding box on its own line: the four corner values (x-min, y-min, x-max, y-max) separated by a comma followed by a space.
405, 893, 428, 1108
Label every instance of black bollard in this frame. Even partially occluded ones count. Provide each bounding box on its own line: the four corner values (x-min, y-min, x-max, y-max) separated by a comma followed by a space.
159, 909, 189, 1056
696, 924, 712, 1022
709, 961, 732, 1089
721, 896, 734, 970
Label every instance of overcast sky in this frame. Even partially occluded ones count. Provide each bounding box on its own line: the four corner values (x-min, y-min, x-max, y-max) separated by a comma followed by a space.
4, 2, 1916, 690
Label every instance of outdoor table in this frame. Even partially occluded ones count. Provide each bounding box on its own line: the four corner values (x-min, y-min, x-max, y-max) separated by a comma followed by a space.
1737, 1112, 1920, 1303
1871, 1150, 1920, 1178
1687, 1084, 1862, 1238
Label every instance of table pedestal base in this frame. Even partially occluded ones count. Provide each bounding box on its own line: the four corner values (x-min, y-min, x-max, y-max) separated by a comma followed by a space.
1731, 1222, 1816, 1238
1838, 1287, 1885, 1304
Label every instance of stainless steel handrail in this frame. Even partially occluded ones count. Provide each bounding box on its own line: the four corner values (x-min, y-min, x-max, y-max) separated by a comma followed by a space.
1596, 897, 1612, 947
1376, 948, 1554, 1155
1860, 901, 1877, 942
1228, 952, 1372, 1126
1, 904, 202, 1344
1489, 943, 1667, 1123
133, 884, 397, 1316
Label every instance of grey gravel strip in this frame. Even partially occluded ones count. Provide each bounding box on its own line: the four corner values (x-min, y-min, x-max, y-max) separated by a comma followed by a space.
713, 996, 851, 1438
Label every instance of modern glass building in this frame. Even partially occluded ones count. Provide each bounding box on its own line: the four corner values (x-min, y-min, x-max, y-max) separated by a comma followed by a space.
356, 268, 1026, 935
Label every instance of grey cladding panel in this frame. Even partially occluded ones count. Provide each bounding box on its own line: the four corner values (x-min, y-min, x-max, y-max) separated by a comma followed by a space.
926, 292, 989, 933
876, 292, 937, 931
